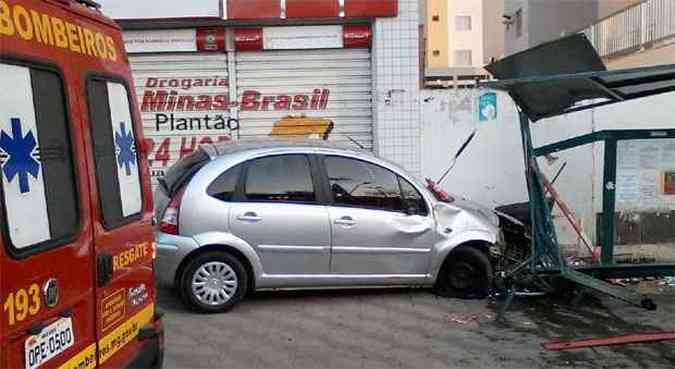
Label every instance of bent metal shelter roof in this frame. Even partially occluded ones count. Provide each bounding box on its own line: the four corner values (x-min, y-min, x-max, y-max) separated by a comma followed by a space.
481, 34, 675, 123
481, 64, 675, 122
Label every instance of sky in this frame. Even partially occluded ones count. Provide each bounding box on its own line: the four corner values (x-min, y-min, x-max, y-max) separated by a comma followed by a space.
97, 0, 221, 19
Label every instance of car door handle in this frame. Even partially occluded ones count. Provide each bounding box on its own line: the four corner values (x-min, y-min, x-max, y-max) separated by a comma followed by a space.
237, 212, 262, 222
334, 216, 356, 226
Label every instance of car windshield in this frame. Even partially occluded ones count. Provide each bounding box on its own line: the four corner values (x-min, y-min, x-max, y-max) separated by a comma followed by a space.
159, 147, 210, 196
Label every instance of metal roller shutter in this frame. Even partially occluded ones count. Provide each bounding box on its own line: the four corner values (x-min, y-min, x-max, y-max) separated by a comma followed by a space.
129, 53, 233, 188
236, 48, 373, 149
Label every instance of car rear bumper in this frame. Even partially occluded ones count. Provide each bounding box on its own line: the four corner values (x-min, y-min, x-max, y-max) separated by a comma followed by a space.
155, 232, 200, 287
125, 312, 165, 369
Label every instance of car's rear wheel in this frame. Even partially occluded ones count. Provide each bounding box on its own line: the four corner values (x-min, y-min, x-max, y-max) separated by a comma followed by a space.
180, 251, 248, 313
435, 246, 493, 299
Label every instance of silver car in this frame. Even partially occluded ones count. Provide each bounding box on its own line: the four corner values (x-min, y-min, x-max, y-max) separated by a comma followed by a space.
154, 141, 502, 313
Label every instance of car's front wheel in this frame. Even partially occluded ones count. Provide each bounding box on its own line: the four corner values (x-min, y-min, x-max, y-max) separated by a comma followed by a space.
180, 251, 248, 313
435, 246, 493, 299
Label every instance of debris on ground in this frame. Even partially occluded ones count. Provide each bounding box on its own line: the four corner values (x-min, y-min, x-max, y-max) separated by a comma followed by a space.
446, 313, 494, 325
543, 332, 675, 351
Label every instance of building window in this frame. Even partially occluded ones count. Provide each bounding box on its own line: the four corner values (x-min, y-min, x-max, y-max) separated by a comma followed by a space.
515, 9, 523, 38
433, 50, 440, 56
455, 16, 472, 31
432, 14, 440, 22
454, 50, 472, 66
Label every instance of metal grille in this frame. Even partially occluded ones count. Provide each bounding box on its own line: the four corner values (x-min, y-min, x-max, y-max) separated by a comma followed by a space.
129, 53, 230, 187
235, 48, 373, 149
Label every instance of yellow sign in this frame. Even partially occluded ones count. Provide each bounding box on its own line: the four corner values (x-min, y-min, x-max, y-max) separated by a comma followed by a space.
57, 344, 96, 369
270, 116, 335, 140
98, 303, 154, 364
0, 0, 118, 62
100, 289, 126, 332
113, 242, 149, 272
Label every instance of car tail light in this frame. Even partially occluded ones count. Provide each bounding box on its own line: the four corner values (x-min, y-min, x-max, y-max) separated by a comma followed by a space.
159, 188, 186, 235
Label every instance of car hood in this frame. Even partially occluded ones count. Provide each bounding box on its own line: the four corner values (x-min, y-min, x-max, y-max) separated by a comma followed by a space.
452, 198, 500, 226
433, 198, 500, 239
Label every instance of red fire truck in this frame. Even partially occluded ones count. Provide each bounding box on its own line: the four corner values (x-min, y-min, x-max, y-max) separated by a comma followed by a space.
0, 0, 164, 368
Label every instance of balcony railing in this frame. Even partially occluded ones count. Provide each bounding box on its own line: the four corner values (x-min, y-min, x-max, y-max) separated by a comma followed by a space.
583, 0, 675, 58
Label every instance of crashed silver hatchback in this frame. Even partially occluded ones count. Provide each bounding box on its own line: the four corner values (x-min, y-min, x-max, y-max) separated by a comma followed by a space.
154, 141, 502, 313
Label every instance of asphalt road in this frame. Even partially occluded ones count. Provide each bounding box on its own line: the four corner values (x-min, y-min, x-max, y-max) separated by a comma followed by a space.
158, 284, 675, 369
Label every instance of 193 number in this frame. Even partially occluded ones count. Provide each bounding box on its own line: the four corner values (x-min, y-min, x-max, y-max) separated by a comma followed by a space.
3, 284, 41, 326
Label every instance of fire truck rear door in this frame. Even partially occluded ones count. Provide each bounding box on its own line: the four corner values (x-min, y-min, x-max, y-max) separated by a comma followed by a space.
86, 76, 155, 368
0, 60, 97, 369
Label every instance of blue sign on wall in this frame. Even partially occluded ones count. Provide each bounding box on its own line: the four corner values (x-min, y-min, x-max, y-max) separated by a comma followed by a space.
478, 92, 497, 122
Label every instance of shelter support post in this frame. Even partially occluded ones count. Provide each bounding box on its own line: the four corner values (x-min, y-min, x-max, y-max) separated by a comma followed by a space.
602, 139, 618, 265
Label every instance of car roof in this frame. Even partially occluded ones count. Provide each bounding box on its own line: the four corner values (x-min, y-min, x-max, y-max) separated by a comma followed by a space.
189, 139, 436, 206
203, 139, 371, 159
199, 139, 422, 187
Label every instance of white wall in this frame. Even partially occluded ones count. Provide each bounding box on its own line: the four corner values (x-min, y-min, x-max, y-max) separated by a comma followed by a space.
421, 89, 675, 245
98, 0, 221, 19
420, 90, 528, 207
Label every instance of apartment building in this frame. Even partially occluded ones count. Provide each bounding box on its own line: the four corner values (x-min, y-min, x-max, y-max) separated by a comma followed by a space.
584, 0, 675, 69
425, 0, 504, 88
503, 0, 672, 71
503, 0, 599, 56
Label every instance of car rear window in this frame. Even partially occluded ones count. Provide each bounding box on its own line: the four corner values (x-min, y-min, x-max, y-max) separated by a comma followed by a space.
207, 164, 242, 202
160, 147, 210, 196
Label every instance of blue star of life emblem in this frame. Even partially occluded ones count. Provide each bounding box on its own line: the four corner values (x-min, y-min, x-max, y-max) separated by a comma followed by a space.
0, 118, 41, 194
115, 122, 137, 176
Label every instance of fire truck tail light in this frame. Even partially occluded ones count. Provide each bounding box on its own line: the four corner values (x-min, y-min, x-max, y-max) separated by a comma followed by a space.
159, 188, 186, 235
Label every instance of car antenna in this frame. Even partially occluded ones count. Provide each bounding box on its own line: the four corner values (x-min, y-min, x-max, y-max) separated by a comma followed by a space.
437, 129, 477, 185
346, 136, 366, 150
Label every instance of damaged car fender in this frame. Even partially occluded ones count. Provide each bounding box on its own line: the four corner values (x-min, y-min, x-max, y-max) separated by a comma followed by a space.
428, 202, 500, 280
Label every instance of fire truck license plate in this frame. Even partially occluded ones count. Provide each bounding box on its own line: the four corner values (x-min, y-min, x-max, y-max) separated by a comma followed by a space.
24, 318, 74, 369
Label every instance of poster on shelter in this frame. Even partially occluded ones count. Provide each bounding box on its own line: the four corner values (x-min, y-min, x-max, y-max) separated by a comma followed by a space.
616, 139, 675, 211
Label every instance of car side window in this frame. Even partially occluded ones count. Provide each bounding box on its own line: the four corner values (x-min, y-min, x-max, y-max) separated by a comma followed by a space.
244, 155, 315, 203
398, 177, 428, 216
325, 156, 403, 212
207, 164, 242, 202
88, 78, 143, 229
0, 63, 79, 253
